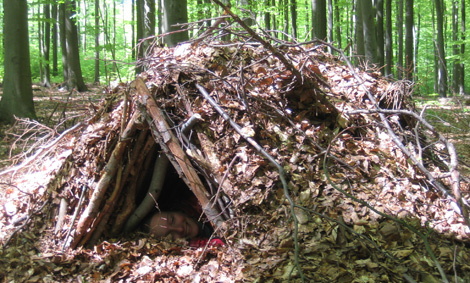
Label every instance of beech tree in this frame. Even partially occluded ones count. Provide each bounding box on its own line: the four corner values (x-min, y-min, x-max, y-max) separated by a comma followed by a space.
59, 0, 87, 91
385, 0, 393, 77
405, 0, 414, 80
161, 0, 188, 47
311, 0, 326, 40
435, 0, 447, 97
0, 0, 36, 123
361, 0, 378, 65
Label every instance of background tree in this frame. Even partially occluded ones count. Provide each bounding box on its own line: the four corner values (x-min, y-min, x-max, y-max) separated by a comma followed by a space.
459, 0, 465, 95
41, 2, 51, 88
405, 0, 414, 80
161, 0, 188, 47
435, 0, 447, 97
94, 0, 100, 84
355, 0, 365, 62
361, 0, 378, 66
385, 0, 393, 77
376, 0, 385, 74
59, 0, 87, 91
397, 0, 404, 79
0, 0, 36, 123
311, 0, 326, 40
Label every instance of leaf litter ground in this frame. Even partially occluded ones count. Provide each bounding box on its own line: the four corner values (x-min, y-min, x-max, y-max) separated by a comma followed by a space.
1, 42, 470, 282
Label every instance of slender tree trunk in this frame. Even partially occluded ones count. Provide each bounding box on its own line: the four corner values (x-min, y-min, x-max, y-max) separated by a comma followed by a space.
404, 0, 414, 80
361, 0, 378, 66
355, 0, 365, 62
283, 0, 289, 40
271, 0, 277, 38
435, 0, 447, 97
376, 0, 384, 74
452, 0, 459, 94
397, 0, 404, 79
38, 5, 43, 84
290, 0, 298, 39
0, 0, 36, 122
60, 0, 88, 91
327, 0, 333, 50
264, 2, 271, 31
432, 2, 438, 92
311, 0, 326, 40
334, 0, 341, 49
414, 12, 420, 81
52, 3, 59, 77
385, 0, 393, 77
94, 0, 100, 84
43, 3, 51, 87
131, 0, 136, 60
161, 0, 188, 47
460, 0, 465, 95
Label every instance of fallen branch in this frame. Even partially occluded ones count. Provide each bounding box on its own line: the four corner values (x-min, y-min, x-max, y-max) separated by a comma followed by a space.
136, 77, 225, 229
0, 121, 84, 177
71, 111, 141, 248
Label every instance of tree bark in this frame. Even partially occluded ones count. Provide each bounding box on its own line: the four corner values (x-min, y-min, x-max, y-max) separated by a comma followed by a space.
290, 0, 298, 39
311, 0, 326, 40
385, 0, 393, 77
376, 0, 384, 74
52, 3, 59, 77
0, 0, 36, 123
355, 0, 364, 62
397, 0, 404, 79
404, 0, 414, 80
59, 0, 88, 91
459, 0, 465, 95
435, 0, 447, 97
361, 0, 378, 66
334, 0, 341, 49
42, 3, 52, 87
161, 0, 188, 47
327, 0, 333, 50
94, 0, 100, 84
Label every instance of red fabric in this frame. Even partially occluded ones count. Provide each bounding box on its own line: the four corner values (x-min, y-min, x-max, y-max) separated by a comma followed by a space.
189, 238, 224, 248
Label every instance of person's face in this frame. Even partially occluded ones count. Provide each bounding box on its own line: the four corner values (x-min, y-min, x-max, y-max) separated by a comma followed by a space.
148, 212, 199, 239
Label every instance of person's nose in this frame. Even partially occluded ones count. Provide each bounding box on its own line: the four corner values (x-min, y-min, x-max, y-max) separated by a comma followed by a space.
172, 224, 184, 233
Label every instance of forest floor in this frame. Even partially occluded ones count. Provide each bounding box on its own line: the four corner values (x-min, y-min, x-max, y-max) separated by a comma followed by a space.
1, 79, 470, 282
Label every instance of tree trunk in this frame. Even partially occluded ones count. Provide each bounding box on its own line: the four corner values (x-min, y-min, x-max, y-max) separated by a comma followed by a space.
283, 0, 289, 40
334, 0, 341, 49
385, 0, 393, 77
290, 0, 298, 39
397, 0, 404, 79
271, 0, 277, 38
376, 0, 384, 74
404, 0, 414, 80
0, 0, 36, 123
327, 0, 333, 51
355, 0, 365, 62
311, 0, 326, 40
459, 0, 465, 95
60, 0, 88, 91
41, 4, 52, 88
52, 3, 59, 77
435, 0, 447, 97
452, 0, 459, 94
361, 0, 378, 66
94, 0, 100, 84
161, 0, 188, 47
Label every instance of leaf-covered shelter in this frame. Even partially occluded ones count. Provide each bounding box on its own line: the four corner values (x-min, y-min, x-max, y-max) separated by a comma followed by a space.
2, 34, 470, 282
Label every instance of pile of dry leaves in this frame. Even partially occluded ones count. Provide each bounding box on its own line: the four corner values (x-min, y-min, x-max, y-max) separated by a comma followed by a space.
1, 33, 470, 282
